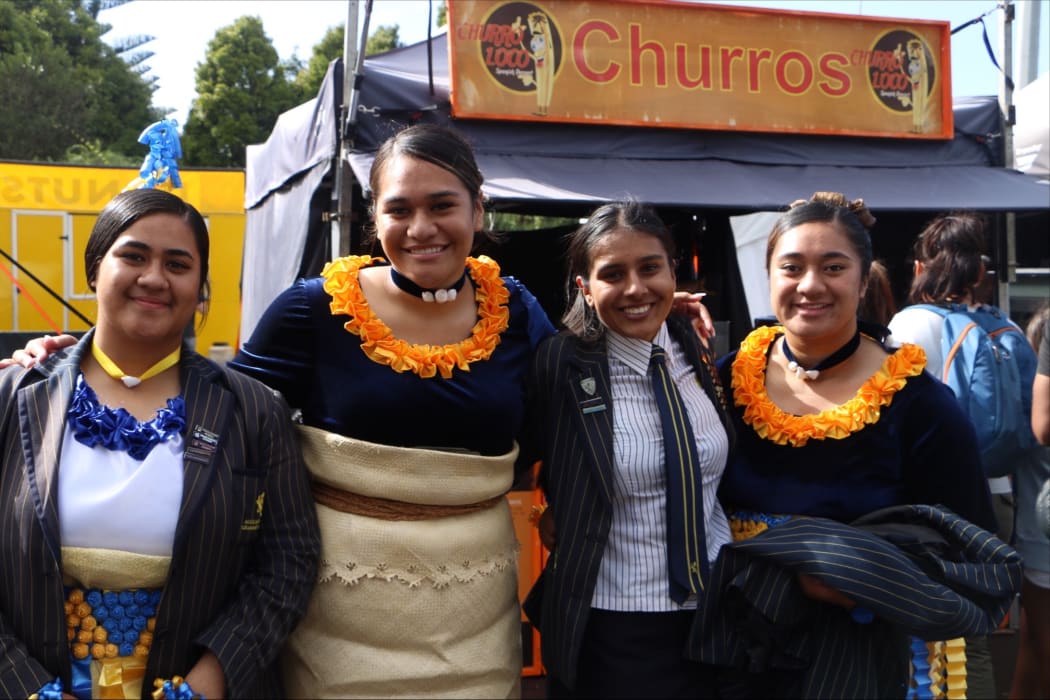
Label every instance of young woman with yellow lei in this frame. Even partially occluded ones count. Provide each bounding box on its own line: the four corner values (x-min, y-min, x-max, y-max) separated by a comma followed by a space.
0, 189, 319, 700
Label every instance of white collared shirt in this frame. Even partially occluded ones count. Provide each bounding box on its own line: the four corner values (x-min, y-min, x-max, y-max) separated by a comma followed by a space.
592, 323, 731, 612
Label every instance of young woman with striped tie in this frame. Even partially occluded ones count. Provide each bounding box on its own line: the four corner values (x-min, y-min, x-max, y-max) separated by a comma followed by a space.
523, 200, 734, 698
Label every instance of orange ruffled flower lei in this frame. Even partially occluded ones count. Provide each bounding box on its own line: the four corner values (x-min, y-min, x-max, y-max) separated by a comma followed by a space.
322, 255, 511, 379
731, 324, 926, 447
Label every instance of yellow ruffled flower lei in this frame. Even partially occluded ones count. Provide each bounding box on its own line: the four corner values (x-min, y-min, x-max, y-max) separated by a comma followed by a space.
322, 255, 511, 379
731, 324, 926, 447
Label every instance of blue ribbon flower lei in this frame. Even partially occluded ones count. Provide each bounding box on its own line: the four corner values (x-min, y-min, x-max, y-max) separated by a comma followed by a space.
68, 375, 186, 460
29, 678, 64, 700
153, 676, 203, 699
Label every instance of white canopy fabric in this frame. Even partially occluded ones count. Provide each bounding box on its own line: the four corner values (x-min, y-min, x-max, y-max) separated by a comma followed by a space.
1014, 72, 1050, 181
241, 63, 338, 340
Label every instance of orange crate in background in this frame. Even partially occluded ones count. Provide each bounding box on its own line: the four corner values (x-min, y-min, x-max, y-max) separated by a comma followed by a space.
507, 485, 547, 677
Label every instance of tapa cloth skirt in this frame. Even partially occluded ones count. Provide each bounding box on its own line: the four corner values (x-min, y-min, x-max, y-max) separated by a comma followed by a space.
281, 425, 522, 699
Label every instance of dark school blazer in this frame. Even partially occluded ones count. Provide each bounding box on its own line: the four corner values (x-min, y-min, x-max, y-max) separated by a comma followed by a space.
523, 313, 734, 690
0, 330, 321, 699
686, 504, 1022, 698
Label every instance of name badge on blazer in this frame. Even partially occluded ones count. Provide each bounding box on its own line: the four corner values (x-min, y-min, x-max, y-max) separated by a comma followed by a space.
185, 425, 220, 464
578, 377, 607, 413
579, 397, 607, 414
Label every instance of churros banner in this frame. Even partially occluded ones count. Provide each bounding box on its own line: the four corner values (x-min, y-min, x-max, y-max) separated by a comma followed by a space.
447, 0, 953, 139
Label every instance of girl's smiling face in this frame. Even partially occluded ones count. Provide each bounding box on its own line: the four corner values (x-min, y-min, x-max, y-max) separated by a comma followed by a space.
769, 220, 865, 347
579, 227, 676, 341
94, 213, 202, 345
373, 155, 483, 291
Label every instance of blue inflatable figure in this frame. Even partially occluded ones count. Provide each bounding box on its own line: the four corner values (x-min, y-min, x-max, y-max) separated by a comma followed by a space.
136, 118, 183, 189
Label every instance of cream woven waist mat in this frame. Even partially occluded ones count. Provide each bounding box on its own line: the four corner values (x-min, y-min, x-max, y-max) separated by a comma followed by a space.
297, 424, 518, 504
286, 427, 523, 697
296, 425, 521, 587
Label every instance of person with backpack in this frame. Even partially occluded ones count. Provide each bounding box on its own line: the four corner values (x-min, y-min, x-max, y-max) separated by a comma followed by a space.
888, 212, 1040, 700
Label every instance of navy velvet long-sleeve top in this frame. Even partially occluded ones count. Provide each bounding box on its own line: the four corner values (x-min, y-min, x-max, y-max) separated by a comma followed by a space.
716, 340, 997, 533
231, 273, 555, 457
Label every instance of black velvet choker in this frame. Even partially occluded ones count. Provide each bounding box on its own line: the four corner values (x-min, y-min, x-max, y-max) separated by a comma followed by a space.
389, 266, 468, 303
780, 329, 861, 380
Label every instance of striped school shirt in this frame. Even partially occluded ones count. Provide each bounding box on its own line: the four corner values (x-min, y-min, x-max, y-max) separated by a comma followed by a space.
592, 324, 731, 612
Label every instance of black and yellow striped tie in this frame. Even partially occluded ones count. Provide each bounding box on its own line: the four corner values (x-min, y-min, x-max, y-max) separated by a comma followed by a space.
650, 344, 707, 603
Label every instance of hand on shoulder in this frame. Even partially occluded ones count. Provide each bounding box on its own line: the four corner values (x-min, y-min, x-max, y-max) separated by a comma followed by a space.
0, 334, 78, 369
672, 292, 715, 341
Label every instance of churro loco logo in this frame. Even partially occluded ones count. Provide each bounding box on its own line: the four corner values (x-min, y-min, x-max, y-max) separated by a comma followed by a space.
467, 2, 563, 115
866, 30, 936, 114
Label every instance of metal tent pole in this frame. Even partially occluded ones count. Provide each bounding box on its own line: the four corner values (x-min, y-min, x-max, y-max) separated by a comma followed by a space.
997, 0, 1016, 315
333, 0, 372, 258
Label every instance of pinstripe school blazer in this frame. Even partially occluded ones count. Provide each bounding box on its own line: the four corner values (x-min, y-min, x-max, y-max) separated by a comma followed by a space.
686, 504, 1023, 698
523, 313, 734, 690
0, 331, 320, 700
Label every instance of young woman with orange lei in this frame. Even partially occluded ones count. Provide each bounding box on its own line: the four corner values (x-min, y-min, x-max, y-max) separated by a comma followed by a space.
690, 193, 1016, 699
226, 124, 558, 699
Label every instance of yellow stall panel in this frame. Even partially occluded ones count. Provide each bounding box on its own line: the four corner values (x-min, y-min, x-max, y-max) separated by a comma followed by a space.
0, 162, 245, 354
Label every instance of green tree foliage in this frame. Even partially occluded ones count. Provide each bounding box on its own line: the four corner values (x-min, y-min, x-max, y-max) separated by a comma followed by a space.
437, 1, 447, 27
293, 20, 411, 102
181, 16, 300, 167
490, 213, 578, 232
296, 24, 344, 99
0, 3, 80, 160
81, 0, 132, 17
0, 0, 158, 161
64, 139, 139, 166
366, 24, 402, 55
82, 0, 155, 73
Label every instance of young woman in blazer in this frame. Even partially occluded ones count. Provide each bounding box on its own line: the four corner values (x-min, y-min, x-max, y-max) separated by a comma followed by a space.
0, 189, 320, 700
525, 201, 734, 698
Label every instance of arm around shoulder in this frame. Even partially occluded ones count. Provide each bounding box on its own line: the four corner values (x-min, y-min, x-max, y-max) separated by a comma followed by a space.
518, 333, 564, 484
228, 279, 318, 408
